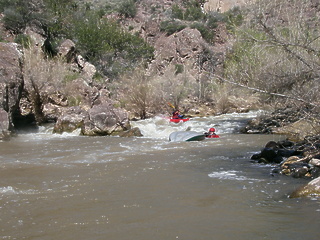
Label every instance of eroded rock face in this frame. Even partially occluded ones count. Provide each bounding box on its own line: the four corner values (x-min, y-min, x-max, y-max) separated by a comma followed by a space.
151, 28, 206, 74
0, 42, 24, 139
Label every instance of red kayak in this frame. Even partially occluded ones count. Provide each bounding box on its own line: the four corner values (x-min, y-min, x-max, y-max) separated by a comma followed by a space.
169, 118, 190, 123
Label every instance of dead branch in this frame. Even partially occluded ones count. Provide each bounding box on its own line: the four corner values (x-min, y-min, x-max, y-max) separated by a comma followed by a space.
213, 74, 317, 107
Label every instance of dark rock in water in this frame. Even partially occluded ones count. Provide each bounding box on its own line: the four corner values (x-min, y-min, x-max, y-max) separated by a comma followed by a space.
265, 141, 278, 149
251, 153, 262, 160
277, 149, 296, 158
291, 166, 309, 178
310, 166, 320, 179
260, 148, 278, 162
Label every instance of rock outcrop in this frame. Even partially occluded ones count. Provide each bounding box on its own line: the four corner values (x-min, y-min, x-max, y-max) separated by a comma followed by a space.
0, 42, 24, 140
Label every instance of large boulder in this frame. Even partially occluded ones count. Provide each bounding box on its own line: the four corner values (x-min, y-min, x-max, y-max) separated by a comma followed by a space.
0, 42, 24, 139
83, 102, 130, 136
53, 102, 130, 136
53, 106, 88, 134
289, 176, 320, 198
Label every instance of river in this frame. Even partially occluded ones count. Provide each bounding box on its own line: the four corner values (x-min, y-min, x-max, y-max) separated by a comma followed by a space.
0, 111, 319, 240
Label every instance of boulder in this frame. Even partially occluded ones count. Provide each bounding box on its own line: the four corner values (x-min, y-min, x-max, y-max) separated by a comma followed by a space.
57, 39, 77, 63
83, 102, 130, 136
289, 176, 320, 198
53, 102, 130, 136
0, 42, 24, 139
53, 106, 87, 134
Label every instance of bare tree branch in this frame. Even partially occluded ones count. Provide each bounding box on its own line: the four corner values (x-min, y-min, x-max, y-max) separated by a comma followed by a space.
213, 74, 317, 107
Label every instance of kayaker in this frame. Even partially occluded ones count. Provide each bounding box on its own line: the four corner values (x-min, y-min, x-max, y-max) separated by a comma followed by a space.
172, 109, 184, 119
205, 127, 220, 138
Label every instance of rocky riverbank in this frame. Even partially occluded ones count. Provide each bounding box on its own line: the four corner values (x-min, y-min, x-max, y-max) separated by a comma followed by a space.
244, 109, 320, 198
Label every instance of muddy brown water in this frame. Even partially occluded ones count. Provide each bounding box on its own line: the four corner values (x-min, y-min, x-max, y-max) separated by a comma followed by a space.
1, 112, 319, 240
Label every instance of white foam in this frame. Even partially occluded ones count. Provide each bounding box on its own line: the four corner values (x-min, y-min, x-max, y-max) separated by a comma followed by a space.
208, 170, 261, 181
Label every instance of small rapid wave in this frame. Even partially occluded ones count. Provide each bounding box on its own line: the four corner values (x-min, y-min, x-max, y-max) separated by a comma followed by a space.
0, 186, 39, 195
208, 170, 262, 181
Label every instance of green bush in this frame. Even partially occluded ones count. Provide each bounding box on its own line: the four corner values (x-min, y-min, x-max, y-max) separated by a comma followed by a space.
14, 34, 32, 48
171, 4, 184, 20
185, 6, 204, 21
160, 20, 187, 35
1, 0, 51, 34
175, 64, 184, 75
118, 0, 137, 18
190, 22, 215, 43
2, 8, 26, 34
224, 7, 244, 32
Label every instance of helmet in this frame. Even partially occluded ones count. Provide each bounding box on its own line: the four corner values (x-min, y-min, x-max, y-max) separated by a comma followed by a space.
209, 128, 215, 132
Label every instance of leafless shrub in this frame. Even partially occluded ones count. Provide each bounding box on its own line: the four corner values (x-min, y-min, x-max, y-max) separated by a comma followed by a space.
23, 46, 74, 123
224, 0, 320, 109
115, 63, 197, 118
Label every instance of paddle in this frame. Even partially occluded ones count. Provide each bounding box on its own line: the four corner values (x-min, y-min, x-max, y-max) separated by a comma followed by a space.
167, 102, 175, 109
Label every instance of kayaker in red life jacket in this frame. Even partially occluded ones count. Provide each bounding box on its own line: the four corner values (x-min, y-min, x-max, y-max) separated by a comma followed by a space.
205, 128, 220, 138
172, 109, 184, 119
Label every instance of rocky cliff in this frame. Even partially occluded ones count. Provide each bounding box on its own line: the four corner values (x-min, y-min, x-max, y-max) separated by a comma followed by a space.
0, 42, 24, 139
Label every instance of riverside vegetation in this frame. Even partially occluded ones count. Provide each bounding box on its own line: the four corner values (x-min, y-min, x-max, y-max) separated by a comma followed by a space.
0, 0, 319, 196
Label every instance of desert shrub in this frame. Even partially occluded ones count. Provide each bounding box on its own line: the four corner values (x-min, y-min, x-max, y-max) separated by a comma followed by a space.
153, 64, 193, 110
116, 67, 154, 119
160, 20, 187, 35
224, 6, 244, 32
70, 11, 153, 78
190, 22, 215, 43
175, 64, 184, 75
171, 4, 184, 20
67, 95, 82, 106
23, 46, 75, 123
1, 0, 50, 34
14, 34, 32, 48
184, 5, 204, 21
171, 0, 205, 21
224, 0, 320, 109
206, 13, 220, 29
117, 0, 137, 18
2, 8, 26, 33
